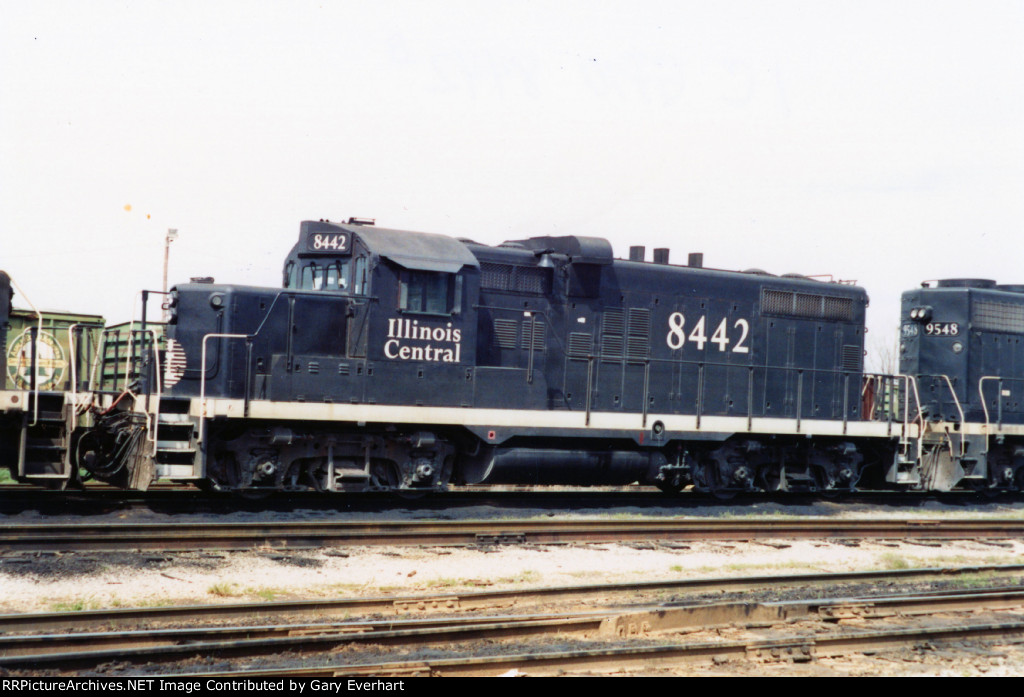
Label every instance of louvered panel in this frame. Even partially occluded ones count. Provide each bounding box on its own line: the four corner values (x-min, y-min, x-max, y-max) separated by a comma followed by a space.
568, 332, 593, 359
602, 309, 625, 335
842, 345, 862, 371
601, 335, 624, 360
626, 336, 649, 362
521, 320, 546, 350
601, 309, 625, 360
493, 319, 519, 349
626, 308, 650, 362
627, 308, 651, 336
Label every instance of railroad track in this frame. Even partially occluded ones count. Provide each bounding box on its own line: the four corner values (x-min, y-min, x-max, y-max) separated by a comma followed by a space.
1, 518, 1024, 552
1, 484, 1020, 516
5, 566, 1024, 675
204, 619, 1024, 677
4, 563, 1022, 634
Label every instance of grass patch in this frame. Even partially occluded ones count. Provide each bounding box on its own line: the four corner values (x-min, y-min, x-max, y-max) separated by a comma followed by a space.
50, 597, 102, 612
247, 587, 281, 601
722, 560, 819, 573
207, 582, 241, 597
878, 553, 911, 570
947, 572, 1003, 589
496, 570, 541, 585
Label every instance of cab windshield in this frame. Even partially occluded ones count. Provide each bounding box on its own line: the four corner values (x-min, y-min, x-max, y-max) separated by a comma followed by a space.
295, 260, 351, 292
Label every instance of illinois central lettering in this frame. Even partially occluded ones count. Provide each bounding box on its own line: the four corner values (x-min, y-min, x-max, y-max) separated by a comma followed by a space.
384, 318, 462, 363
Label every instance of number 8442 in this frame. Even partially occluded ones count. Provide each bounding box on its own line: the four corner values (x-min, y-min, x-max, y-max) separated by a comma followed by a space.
665, 312, 750, 354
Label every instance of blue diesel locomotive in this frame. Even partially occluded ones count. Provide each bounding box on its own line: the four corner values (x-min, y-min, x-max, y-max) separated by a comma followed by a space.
93, 219, 880, 496
4, 218, 1021, 496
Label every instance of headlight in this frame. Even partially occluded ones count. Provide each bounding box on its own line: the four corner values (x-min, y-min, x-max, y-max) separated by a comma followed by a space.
909, 306, 932, 322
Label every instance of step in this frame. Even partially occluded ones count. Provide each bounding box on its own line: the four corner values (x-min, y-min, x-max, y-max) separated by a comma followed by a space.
156, 441, 197, 452
157, 413, 195, 424
26, 437, 65, 451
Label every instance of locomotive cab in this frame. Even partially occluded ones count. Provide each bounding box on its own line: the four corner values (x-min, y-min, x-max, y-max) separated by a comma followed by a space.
899, 279, 1024, 490
280, 219, 480, 406
146, 220, 482, 493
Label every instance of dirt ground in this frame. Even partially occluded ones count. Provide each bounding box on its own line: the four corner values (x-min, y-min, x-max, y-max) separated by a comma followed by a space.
5, 495, 1024, 675
0, 536, 1020, 613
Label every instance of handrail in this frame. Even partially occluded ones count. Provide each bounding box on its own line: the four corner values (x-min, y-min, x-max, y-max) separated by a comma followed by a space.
123, 290, 169, 393
139, 328, 163, 456
977, 375, 1024, 433
66, 323, 102, 431
198, 334, 250, 462
910, 373, 967, 457
895, 374, 924, 464
939, 374, 966, 436
977, 375, 1024, 459
8, 278, 43, 426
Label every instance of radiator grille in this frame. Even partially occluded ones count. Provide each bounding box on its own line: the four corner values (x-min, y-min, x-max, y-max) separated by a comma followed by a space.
973, 299, 1024, 333
480, 262, 552, 295
762, 289, 855, 321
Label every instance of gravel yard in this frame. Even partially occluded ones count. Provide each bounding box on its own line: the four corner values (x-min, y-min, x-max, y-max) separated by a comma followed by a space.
4, 493, 1024, 676
2, 493, 1024, 613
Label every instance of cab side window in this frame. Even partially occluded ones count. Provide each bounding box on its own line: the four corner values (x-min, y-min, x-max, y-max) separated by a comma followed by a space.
353, 256, 368, 296
399, 271, 462, 314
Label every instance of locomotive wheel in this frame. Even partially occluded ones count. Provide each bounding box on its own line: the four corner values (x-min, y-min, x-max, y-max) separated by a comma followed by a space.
757, 467, 784, 493
655, 473, 685, 494
967, 481, 1002, 499
695, 461, 739, 501
370, 459, 426, 498
707, 485, 738, 501
235, 489, 274, 501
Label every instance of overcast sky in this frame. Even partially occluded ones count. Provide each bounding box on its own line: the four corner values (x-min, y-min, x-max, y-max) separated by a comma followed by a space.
3, 1, 1022, 369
